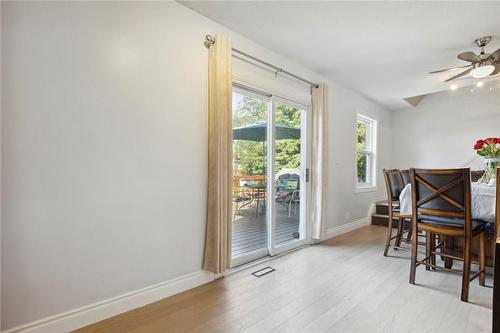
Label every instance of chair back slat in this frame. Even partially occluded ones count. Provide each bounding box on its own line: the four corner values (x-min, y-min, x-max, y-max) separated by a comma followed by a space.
383, 169, 404, 202
415, 174, 465, 211
400, 169, 410, 186
410, 168, 471, 224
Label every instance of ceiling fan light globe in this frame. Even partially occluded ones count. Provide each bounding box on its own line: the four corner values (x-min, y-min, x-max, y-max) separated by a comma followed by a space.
470, 62, 495, 78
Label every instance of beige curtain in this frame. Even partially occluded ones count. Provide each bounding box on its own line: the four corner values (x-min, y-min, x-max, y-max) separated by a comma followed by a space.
311, 83, 328, 240
203, 34, 233, 274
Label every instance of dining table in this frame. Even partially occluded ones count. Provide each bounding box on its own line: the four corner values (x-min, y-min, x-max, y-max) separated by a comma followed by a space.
398, 181, 497, 268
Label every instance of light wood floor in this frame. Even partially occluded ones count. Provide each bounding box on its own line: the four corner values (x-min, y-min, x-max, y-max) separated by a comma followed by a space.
73, 225, 492, 333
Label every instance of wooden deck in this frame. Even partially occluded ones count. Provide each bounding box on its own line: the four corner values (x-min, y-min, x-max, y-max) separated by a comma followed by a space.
232, 202, 300, 257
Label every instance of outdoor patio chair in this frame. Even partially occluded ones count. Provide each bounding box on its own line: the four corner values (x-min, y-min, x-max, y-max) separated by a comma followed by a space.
288, 190, 300, 216
276, 173, 300, 215
232, 181, 252, 222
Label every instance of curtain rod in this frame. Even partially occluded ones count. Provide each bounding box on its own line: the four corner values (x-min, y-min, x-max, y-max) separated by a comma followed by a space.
204, 35, 319, 89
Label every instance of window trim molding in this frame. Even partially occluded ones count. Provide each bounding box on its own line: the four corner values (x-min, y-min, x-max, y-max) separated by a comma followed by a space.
355, 113, 378, 193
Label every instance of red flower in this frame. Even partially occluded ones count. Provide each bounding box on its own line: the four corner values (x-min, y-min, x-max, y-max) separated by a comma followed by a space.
474, 140, 485, 150
495, 138, 500, 144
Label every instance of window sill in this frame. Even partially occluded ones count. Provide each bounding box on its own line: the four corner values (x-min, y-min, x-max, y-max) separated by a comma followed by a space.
354, 186, 377, 194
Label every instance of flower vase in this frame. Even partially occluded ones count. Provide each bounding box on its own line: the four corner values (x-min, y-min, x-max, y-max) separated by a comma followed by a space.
482, 157, 500, 185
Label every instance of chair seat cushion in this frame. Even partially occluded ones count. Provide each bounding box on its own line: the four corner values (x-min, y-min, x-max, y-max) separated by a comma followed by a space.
418, 214, 487, 232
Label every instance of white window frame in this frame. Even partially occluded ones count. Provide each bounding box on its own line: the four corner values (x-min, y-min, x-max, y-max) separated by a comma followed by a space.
355, 114, 377, 193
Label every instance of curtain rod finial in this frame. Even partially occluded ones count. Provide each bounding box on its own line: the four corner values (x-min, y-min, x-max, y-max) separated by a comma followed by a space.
204, 35, 215, 48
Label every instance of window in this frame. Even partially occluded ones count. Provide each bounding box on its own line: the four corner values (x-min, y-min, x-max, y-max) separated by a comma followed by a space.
356, 114, 377, 191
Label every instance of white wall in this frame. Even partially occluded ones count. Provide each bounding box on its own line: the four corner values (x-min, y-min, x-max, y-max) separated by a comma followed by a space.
1, 1, 391, 330
2, 2, 213, 330
392, 83, 500, 170
328, 84, 392, 226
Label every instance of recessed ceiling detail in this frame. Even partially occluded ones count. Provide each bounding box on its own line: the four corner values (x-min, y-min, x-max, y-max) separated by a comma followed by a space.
403, 95, 425, 107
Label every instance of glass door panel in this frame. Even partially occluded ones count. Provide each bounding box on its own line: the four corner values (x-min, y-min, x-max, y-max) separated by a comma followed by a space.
272, 102, 306, 250
231, 91, 270, 266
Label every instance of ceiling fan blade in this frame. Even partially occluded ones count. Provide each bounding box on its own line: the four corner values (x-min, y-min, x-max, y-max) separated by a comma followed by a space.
429, 65, 470, 74
492, 63, 500, 76
457, 51, 480, 62
445, 67, 472, 82
488, 48, 500, 62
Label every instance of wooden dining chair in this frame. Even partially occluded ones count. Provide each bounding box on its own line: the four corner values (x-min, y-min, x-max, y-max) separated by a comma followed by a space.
409, 168, 487, 302
471, 170, 485, 183
383, 169, 411, 256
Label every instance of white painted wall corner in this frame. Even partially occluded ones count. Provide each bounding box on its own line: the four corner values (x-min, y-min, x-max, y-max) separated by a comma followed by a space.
2, 271, 215, 333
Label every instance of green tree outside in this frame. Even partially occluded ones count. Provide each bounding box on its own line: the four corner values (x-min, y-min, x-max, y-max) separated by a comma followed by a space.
233, 96, 301, 176
356, 122, 367, 183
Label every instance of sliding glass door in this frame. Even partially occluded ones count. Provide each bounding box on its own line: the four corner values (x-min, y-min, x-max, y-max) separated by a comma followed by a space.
231, 87, 309, 266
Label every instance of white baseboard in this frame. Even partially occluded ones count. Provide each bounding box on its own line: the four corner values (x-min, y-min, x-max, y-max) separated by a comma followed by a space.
3, 270, 215, 333
324, 217, 371, 240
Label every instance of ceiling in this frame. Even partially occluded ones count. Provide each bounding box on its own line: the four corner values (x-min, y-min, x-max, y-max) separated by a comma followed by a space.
180, 1, 500, 110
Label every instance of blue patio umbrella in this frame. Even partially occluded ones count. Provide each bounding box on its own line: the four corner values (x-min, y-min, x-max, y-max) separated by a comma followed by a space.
232, 123, 300, 142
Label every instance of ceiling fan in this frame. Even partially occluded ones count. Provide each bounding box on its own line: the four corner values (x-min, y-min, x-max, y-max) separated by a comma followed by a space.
430, 36, 500, 82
